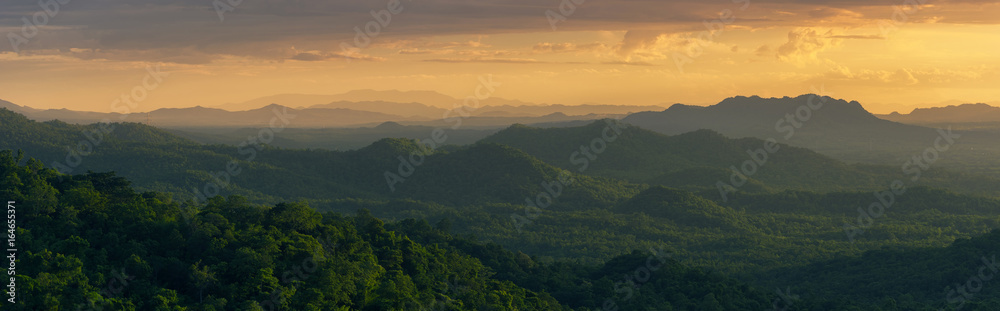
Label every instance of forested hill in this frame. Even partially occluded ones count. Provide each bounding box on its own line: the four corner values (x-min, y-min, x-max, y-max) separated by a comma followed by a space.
623, 94, 914, 139
480, 120, 877, 191
880, 103, 1000, 124
6, 108, 1000, 310
0, 107, 192, 148
479, 120, 1000, 197
2, 150, 776, 310
4, 107, 998, 205
761, 229, 1000, 310
0, 108, 641, 208
621, 94, 1000, 175
7, 149, 1000, 310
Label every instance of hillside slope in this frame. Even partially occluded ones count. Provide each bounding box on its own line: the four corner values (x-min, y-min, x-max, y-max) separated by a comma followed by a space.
480, 119, 1000, 198
623, 94, 1000, 176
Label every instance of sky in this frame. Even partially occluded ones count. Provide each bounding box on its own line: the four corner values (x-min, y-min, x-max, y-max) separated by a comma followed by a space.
0, 0, 998, 114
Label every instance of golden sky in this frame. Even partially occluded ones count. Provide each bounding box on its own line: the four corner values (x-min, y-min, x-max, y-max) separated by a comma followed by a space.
1, 0, 998, 114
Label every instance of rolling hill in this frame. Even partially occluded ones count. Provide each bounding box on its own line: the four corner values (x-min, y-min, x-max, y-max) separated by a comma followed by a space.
879, 103, 1000, 124
6, 104, 410, 128
6, 106, 1000, 310
215, 90, 537, 111
0, 108, 639, 208
623, 94, 1000, 175
479, 119, 1000, 198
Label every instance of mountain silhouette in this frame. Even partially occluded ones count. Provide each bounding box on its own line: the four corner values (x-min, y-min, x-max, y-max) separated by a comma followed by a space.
879, 103, 1000, 123
621, 94, 984, 165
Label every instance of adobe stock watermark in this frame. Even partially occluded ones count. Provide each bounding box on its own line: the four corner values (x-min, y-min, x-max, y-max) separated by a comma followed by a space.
843, 126, 961, 243
716, 86, 833, 202
673, 0, 750, 73
73, 268, 134, 311
4, 201, 15, 305
878, 0, 928, 37
257, 235, 338, 310
772, 287, 799, 311
7, 0, 71, 53
938, 254, 997, 311
192, 106, 296, 204
511, 119, 628, 233
50, 65, 169, 178
383, 75, 500, 192
213, 0, 245, 22
545, 0, 587, 31
597, 247, 672, 311
419, 276, 471, 311
340, 0, 412, 62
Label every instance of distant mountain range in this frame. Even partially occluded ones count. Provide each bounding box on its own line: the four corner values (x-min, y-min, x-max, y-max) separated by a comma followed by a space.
878, 103, 1000, 124
479, 120, 1000, 197
481, 121, 879, 191
304, 100, 650, 123
0, 102, 629, 129
0, 89, 664, 128
624, 94, 906, 139
5, 106, 1000, 308
223, 90, 665, 118
622, 94, 1000, 172
6, 93, 1000, 176
6, 105, 997, 205
0, 107, 639, 207
217, 89, 604, 112
308, 100, 446, 118
0, 100, 410, 128
215, 89, 530, 111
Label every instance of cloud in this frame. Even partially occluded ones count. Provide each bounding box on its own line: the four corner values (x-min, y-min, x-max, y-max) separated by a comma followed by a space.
601, 60, 657, 66
398, 48, 443, 55
385, 39, 516, 57
754, 45, 772, 57
422, 57, 546, 64
455, 49, 519, 57
827, 34, 885, 39
287, 47, 384, 62
10, 47, 220, 64
289, 52, 338, 62
532, 42, 610, 53
534, 43, 576, 53
808, 7, 864, 20
893, 68, 920, 85
0, 0, 996, 64
776, 28, 841, 63
821, 65, 1000, 87
774, 27, 891, 63
380, 39, 491, 50
617, 30, 664, 57
612, 30, 728, 64
823, 65, 919, 85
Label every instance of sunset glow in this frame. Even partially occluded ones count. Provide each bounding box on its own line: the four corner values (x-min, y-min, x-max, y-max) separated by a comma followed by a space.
2, 0, 998, 113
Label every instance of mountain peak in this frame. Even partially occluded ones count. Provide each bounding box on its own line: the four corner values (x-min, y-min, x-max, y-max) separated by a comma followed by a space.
357, 138, 427, 156
0, 99, 22, 111
883, 102, 1000, 123
153, 106, 227, 112
374, 121, 406, 130
252, 103, 291, 111
675, 128, 728, 140
909, 102, 997, 114
623, 94, 898, 144
342, 89, 451, 97
497, 123, 537, 132
712, 94, 874, 121
0, 107, 33, 126
665, 103, 703, 111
